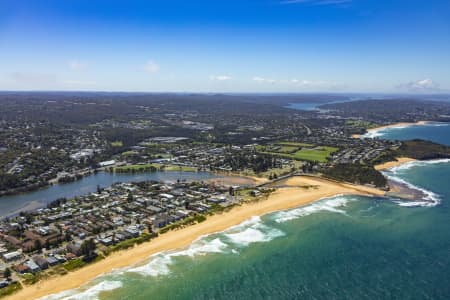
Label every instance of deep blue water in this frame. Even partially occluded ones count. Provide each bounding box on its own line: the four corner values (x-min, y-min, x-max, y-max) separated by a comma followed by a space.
366, 122, 450, 146
44, 124, 450, 300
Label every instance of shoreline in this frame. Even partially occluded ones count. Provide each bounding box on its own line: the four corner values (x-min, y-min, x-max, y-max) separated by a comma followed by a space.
374, 157, 416, 171
7, 176, 384, 300
352, 121, 430, 138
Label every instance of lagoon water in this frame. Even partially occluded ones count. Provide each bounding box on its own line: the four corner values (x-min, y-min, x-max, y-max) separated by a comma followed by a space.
45, 125, 450, 300
0, 171, 216, 217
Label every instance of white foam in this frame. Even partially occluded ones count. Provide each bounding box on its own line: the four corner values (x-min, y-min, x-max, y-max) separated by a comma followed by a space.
381, 158, 450, 207
273, 195, 353, 223
361, 122, 450, 139
389, 159, 450, 172
361, 125, 409, 139
383, 158, 450, 207
223, 216, 285, 246
361, 130, 385, 139
124, 236, 228, 277
42, 281, 123, 300
126, 253, 173, 277
124, 216, 285, 277
383, 173, 441, 207
175, 238, 228, 257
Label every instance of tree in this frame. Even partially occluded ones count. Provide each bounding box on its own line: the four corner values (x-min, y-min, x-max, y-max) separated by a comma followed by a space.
80, 238, 96, 258
3, 268, 11, 279
44, 239, 50, 250
127, 192, 134, 202
34, 239, 42, 252
228, 186, 234, 196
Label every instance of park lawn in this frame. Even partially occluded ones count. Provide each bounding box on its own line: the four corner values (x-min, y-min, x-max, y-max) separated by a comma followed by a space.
277, 142, 313, 147
277, 145, 299, 153
121, 150, 139, 156
291, 146, 338, 162
110, 140, 124, 147
259, 145, 338, 163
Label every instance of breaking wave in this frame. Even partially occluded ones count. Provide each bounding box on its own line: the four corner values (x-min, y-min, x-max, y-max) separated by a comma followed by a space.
389, 159, 450, 172
361, 122, 450, 139
223, 216, 285, 246
41, 158, 449, 299
383, 159, 450, 207
125, 216, 283, 278
272, 195, 354, 223
42, 281, 123, 300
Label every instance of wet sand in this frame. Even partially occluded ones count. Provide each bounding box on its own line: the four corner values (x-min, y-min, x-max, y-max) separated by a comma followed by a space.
375, 157, 416, 170
8, 176, 384, 300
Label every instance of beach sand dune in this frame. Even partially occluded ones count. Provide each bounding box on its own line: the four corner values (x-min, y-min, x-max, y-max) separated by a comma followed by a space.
7, 176, 383, 300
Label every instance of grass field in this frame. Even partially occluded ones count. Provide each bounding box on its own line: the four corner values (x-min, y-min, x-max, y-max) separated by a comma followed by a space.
257, 142, 338, 163
110, 140, 124, 147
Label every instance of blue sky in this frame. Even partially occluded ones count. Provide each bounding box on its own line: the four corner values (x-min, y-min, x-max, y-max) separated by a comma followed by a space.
0, 0, 449, 93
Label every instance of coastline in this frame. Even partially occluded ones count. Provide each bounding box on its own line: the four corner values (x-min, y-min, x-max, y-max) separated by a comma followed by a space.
352, 121, 430, 138
7, 176, 384, 300
374, 157, 416, 171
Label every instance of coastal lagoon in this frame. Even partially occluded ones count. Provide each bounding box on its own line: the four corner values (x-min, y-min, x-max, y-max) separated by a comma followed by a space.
44, 159, 450, 300
0, 171, 217, 217
42, 121, 450, 300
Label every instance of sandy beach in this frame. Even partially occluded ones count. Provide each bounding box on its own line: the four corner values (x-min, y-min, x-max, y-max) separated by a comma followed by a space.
7, 176, 384, 300
352, 121, 430, 138
208, 174, 269, 186
375, 157, 416, 170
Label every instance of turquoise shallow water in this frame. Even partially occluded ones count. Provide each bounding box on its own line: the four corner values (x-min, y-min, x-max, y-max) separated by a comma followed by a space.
44, 126, 450, 300
44, 160, 450, 300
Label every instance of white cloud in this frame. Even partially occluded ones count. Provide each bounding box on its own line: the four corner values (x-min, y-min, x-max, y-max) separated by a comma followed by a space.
397, 79, 440, 92
143, 60, 160, 74
290, 78, 328, 86
68, 60, 88, 71
210, 75, 232, 81
253, 76, 276, 84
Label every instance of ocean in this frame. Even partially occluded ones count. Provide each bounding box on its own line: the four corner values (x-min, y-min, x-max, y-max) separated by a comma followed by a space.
43, 125, 450, 300
362, 122, 450, 146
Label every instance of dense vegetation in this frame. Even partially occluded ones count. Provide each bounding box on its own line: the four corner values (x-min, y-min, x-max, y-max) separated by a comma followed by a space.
371, 139, 450, 165
396, 140, 450, 160
323, 163, 387, 188
220, 152, 283, 173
